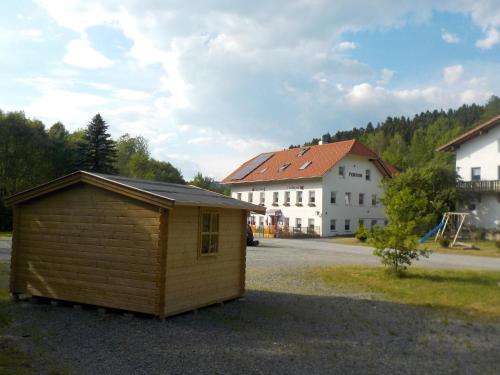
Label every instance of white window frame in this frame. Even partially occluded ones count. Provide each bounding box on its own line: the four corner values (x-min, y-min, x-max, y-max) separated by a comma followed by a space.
330, 191, 336, 204
308, 190, 316, 206
330, 219, 336, 231
345, 192, 351, 205
296, 191, 303, 206
273, 192, 279, 205
359, 193, 364, 206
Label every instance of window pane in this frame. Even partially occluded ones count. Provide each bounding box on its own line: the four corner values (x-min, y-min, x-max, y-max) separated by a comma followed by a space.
202, 213, 211, 232
210, 235, 219, 253
211, 213, 219, 232
201, 234, 210, 253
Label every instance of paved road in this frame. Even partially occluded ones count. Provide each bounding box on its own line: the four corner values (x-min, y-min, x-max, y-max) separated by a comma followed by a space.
2, 237, 500, 270
248, 237, 500, 270
0, 238, 11, 261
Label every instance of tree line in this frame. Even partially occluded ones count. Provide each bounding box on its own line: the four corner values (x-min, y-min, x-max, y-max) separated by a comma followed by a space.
0, 112, 225, 230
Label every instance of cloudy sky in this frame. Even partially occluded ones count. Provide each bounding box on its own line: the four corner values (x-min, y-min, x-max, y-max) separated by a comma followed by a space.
2, 1, 500, 179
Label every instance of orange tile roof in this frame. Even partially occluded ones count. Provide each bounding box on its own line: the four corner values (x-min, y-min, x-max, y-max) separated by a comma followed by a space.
437, 115, 500, 152
223, 139, 398, 184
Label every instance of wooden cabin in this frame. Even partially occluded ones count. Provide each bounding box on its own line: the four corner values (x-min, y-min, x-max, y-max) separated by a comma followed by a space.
5, 171, 265, 318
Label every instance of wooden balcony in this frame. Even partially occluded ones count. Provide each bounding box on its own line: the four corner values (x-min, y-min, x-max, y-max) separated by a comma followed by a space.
457, 180, 500, 192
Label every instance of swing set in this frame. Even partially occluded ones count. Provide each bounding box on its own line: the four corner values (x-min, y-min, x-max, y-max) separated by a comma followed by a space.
419, 212, 475, 248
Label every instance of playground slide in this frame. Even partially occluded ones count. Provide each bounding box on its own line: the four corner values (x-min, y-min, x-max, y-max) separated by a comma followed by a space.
419, 222, 445, 244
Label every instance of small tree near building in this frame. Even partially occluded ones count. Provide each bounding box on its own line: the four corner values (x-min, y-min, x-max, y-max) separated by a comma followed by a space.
371, 188, 430, 274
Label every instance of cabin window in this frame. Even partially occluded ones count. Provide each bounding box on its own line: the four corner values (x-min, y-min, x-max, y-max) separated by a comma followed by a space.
200, 212, 219, 255
248, 192, 253, 203
358, 193, 365, 206
339, 166, 345, 177
330, 191, 336, 204
471, 167, 481, 181
330, 219, 336, 231
365, 169, 371, 181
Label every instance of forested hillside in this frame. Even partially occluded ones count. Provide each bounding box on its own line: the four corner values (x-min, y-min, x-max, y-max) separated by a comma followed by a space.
296, 95, 500, 171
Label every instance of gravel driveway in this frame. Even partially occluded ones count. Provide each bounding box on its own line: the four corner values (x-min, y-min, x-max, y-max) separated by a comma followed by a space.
3, 238, 500, 374
249, 238, 500, 270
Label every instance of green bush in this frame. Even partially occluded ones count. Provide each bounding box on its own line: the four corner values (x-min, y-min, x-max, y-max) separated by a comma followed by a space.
495, 240, 500, 251
473, 228, 486, 241
439, 236, 451, 248
355, 225, 370, 242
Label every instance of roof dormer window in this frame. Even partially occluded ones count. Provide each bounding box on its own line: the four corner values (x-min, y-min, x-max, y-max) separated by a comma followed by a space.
260, 167, 268, 173
278, 163, 291, 172
297, 147, 310, 157
299, 161, 312, 170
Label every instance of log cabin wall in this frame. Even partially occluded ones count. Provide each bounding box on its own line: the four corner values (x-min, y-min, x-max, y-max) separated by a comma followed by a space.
11, 183, 161, 314
163, 206, 246, 316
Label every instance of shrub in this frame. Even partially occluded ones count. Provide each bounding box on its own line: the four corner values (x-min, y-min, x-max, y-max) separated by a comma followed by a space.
473, 228, 486, 241
439, 237, 451, 248
355, 225, 370, 242
495, 240, 500, 251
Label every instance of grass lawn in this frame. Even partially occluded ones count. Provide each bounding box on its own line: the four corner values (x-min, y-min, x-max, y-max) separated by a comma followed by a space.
0, 232, 12, 238
330, 236, 500, 258
306, 266, 500, 320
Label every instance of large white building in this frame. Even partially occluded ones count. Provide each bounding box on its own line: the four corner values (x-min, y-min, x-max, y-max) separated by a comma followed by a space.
438, 115, 500, 229
223, 139, 398, 237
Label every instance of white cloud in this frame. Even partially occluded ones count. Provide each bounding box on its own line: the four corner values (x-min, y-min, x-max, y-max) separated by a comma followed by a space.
443, 64, 464, 84
441, 30, 459, 43
476, 28, 500, 49
25, 0, 500, 179
19, 29, 44, 42
63, 38, 113, 69
336, 41, 357, 51
377, 68, 395, 85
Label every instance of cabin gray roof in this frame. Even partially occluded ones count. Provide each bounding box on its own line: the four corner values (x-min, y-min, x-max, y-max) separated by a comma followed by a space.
6, 170, 265, 213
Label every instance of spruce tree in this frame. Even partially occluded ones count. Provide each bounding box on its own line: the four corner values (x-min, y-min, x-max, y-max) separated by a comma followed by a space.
78, 114, 117, 174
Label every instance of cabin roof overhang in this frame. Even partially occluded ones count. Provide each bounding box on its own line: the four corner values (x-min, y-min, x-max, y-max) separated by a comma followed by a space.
5, 171, 265, 214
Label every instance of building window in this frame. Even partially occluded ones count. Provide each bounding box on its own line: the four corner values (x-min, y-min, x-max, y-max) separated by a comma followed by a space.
278, 163, 291, 172
259, 216, 264, 227
330, 191, 336, 204
359, 193, 365, 206
366, 169, 371, 181
284, 191, 290, 205
345, 219, 351, 231
248, 192, 253, 203
345, 192, 351, 205
339, 166, 345, 178
260, 192, 265, 205
237, 193, 242, 200
371, 194, 377, 206
296, 191, 303, 206
273, 192, 279, 205
300, 161, 312, 170
330, 219, 336, 231
371, 219, 377, 231
471, 167, 481, 181
295, 218, 302, 228
498, 166, 500, 180
358, 219, 364, 228
284, 217, 290, 227
308, 218, 315, 230
200, 211, 219, 255
384, 219, 388, 226
308, 191, 316, 206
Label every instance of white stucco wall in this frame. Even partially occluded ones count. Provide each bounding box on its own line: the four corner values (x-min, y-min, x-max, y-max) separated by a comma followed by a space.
455, 125, 500, 229
230, 179, 324, 233
321, 154, 387, 236
456, 125, 500, 181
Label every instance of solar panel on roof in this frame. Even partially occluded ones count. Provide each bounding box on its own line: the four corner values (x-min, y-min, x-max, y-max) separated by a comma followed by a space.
230, 152, 274, 180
